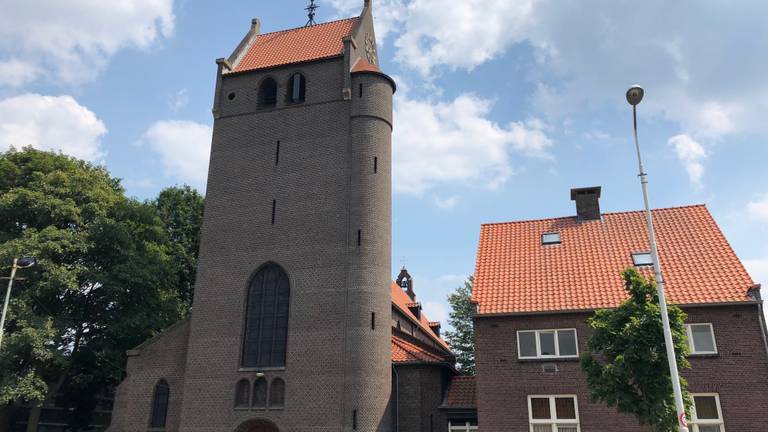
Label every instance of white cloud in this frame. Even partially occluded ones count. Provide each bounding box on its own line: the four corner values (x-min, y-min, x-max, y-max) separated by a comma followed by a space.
329, 0, 406, 44
433, 195, 459, 209
333, 1, 768, 140
0, 59, 43, 87
393, 91, 552, 194
168, 89, 189, 112
422, 301, 448, 324
0, 0, 174, 85
0, 94, 106, 161
747, 194, 768, 224
144, 120, 211, 190
668, 134, 707, 185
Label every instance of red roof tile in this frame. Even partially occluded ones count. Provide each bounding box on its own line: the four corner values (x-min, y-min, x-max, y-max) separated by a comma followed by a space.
473, 205, 755, 314
392, 334, 449, 364
391, 282, 451, 350
351, 56, 380, 73
444, 376, 476, 408
231, 18, 359, 73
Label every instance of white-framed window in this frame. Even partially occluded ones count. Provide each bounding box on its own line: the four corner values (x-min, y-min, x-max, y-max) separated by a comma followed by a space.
517, 329, 578, 359
631, 252, 654, 266
541, 232, 561, 245
690, 393, 725, 432
686, 323, 717, 355
448, 420, 478, 431
528, 395, 580, 432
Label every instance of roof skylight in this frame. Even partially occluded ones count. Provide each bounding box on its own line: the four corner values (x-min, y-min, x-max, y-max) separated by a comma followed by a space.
631, 252, 654, 266
541, 232, 561, 245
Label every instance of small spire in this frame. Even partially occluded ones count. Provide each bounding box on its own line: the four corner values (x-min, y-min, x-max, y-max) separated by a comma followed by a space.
305, 0, 319, 26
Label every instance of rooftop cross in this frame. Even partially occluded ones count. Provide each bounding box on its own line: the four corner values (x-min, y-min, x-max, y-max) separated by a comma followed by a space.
305, 0, 319, 26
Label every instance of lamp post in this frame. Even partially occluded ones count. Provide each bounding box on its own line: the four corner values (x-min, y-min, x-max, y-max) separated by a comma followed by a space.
0, 256, 37, 351
626, 85, 688, 432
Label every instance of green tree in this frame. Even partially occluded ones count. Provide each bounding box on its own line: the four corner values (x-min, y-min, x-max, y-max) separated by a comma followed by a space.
444, 276, 475, 375
0, 148, 185, 431
153, 186, 204, 305
581, 268, 692, 431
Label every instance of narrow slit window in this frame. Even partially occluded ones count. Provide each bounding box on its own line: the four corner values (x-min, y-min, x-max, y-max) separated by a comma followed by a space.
631, 252, 653, 266
275, 141, 280, 165
373, 157, 378, 173
271, 200, 276, 225
371, 312, 376, 330
353, 409, 358, 430
359, 83, 363, 98
357, 229, 361, 247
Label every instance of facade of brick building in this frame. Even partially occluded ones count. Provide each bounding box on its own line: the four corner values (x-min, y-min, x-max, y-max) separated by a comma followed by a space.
472, 187, 768, 431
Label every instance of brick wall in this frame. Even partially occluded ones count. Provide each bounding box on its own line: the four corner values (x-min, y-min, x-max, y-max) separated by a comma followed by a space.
392, 365, 450, 432
475, 303, 768, 431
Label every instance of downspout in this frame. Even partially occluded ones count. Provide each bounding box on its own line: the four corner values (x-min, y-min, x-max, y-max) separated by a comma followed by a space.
747, 285, 768, 358
392, 364, 399, 432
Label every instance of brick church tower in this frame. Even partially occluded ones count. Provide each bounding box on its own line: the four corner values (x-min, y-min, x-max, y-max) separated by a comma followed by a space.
109, 2, 395, 431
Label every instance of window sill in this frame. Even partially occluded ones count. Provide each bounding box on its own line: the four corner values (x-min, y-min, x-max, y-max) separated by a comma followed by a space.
518, 357, 580, 363
239, 367, 286, 372
688, 352, 719, 358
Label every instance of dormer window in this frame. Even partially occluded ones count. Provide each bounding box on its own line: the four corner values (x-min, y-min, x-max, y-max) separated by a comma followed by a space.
541, 232, 561, 245
631, 252, 653, 266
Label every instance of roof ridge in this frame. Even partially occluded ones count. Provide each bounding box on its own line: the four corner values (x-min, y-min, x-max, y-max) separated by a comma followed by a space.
256, 16, 358, 38
480, 203, 707, 227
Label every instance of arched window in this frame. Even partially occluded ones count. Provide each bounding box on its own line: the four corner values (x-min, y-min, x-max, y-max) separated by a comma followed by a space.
288, 73, 306, 103
234, 379, 250, 408
149, 379, 170, 428
269, 378, 285, 408
258, 78, 277, 107
252, 377, 268, 408
242, 263, 290, 367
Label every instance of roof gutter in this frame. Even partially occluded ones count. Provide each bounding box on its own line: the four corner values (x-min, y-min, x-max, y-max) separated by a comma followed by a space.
473, 300, 760, 318
747, 285, 768, 359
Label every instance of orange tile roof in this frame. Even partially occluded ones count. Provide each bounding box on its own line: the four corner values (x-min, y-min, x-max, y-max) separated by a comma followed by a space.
392, 334, 449, 364
351, 56, 380, 73
231, 18, 359, 73
391, 282, 451, 350
473, 205, 755, 315
444, 376, 476, 408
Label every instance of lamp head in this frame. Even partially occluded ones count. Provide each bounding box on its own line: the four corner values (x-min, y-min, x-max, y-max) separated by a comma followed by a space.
626, 85, 644, 106
17, 256, 37, 268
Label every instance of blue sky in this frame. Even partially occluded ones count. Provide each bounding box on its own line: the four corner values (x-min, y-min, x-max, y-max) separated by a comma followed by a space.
1, 0, 767, 326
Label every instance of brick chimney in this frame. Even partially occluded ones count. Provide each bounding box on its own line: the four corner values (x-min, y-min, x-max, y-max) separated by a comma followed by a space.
570, 186, 602, 221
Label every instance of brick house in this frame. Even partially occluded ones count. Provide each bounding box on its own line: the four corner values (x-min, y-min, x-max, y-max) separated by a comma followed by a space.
472, 187, 768, 431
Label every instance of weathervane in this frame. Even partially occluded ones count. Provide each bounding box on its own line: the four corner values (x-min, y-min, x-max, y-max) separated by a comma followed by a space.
305, 0, 319, 26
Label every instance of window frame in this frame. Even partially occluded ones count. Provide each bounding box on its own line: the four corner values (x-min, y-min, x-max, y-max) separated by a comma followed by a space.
148, 379, 170, 429
517, 329, 579, 360
448, 421, 478, 432
689, 393, 725, 432
541, 232, 561, 245
527, 395, 580, 432
686, 323, 718, 355
631, 251, 654, 266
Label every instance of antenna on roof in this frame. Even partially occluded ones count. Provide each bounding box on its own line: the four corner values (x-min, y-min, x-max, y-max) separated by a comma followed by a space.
305, 0, 319, 26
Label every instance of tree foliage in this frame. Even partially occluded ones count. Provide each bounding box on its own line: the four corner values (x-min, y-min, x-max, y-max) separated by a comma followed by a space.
581, 268, 692, 431
0, 147, 197, 429
444, 276, 475, 375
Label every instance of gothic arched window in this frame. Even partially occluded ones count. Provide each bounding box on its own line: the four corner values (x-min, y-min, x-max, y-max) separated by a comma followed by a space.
234, 379, 250, 408
258, 78, 278, 107
253, 377, 268, 408
269, 378, 285, 408
242, 263, 290, 368
149, 379, 170, 428
288, 73, 306, 103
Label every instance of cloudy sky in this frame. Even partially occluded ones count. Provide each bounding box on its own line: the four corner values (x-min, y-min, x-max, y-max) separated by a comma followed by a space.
1, 0, 767, 325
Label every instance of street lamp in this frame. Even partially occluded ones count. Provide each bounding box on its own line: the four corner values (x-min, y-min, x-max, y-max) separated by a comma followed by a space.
0, 256, 37, 350
626, 85, 688, 432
